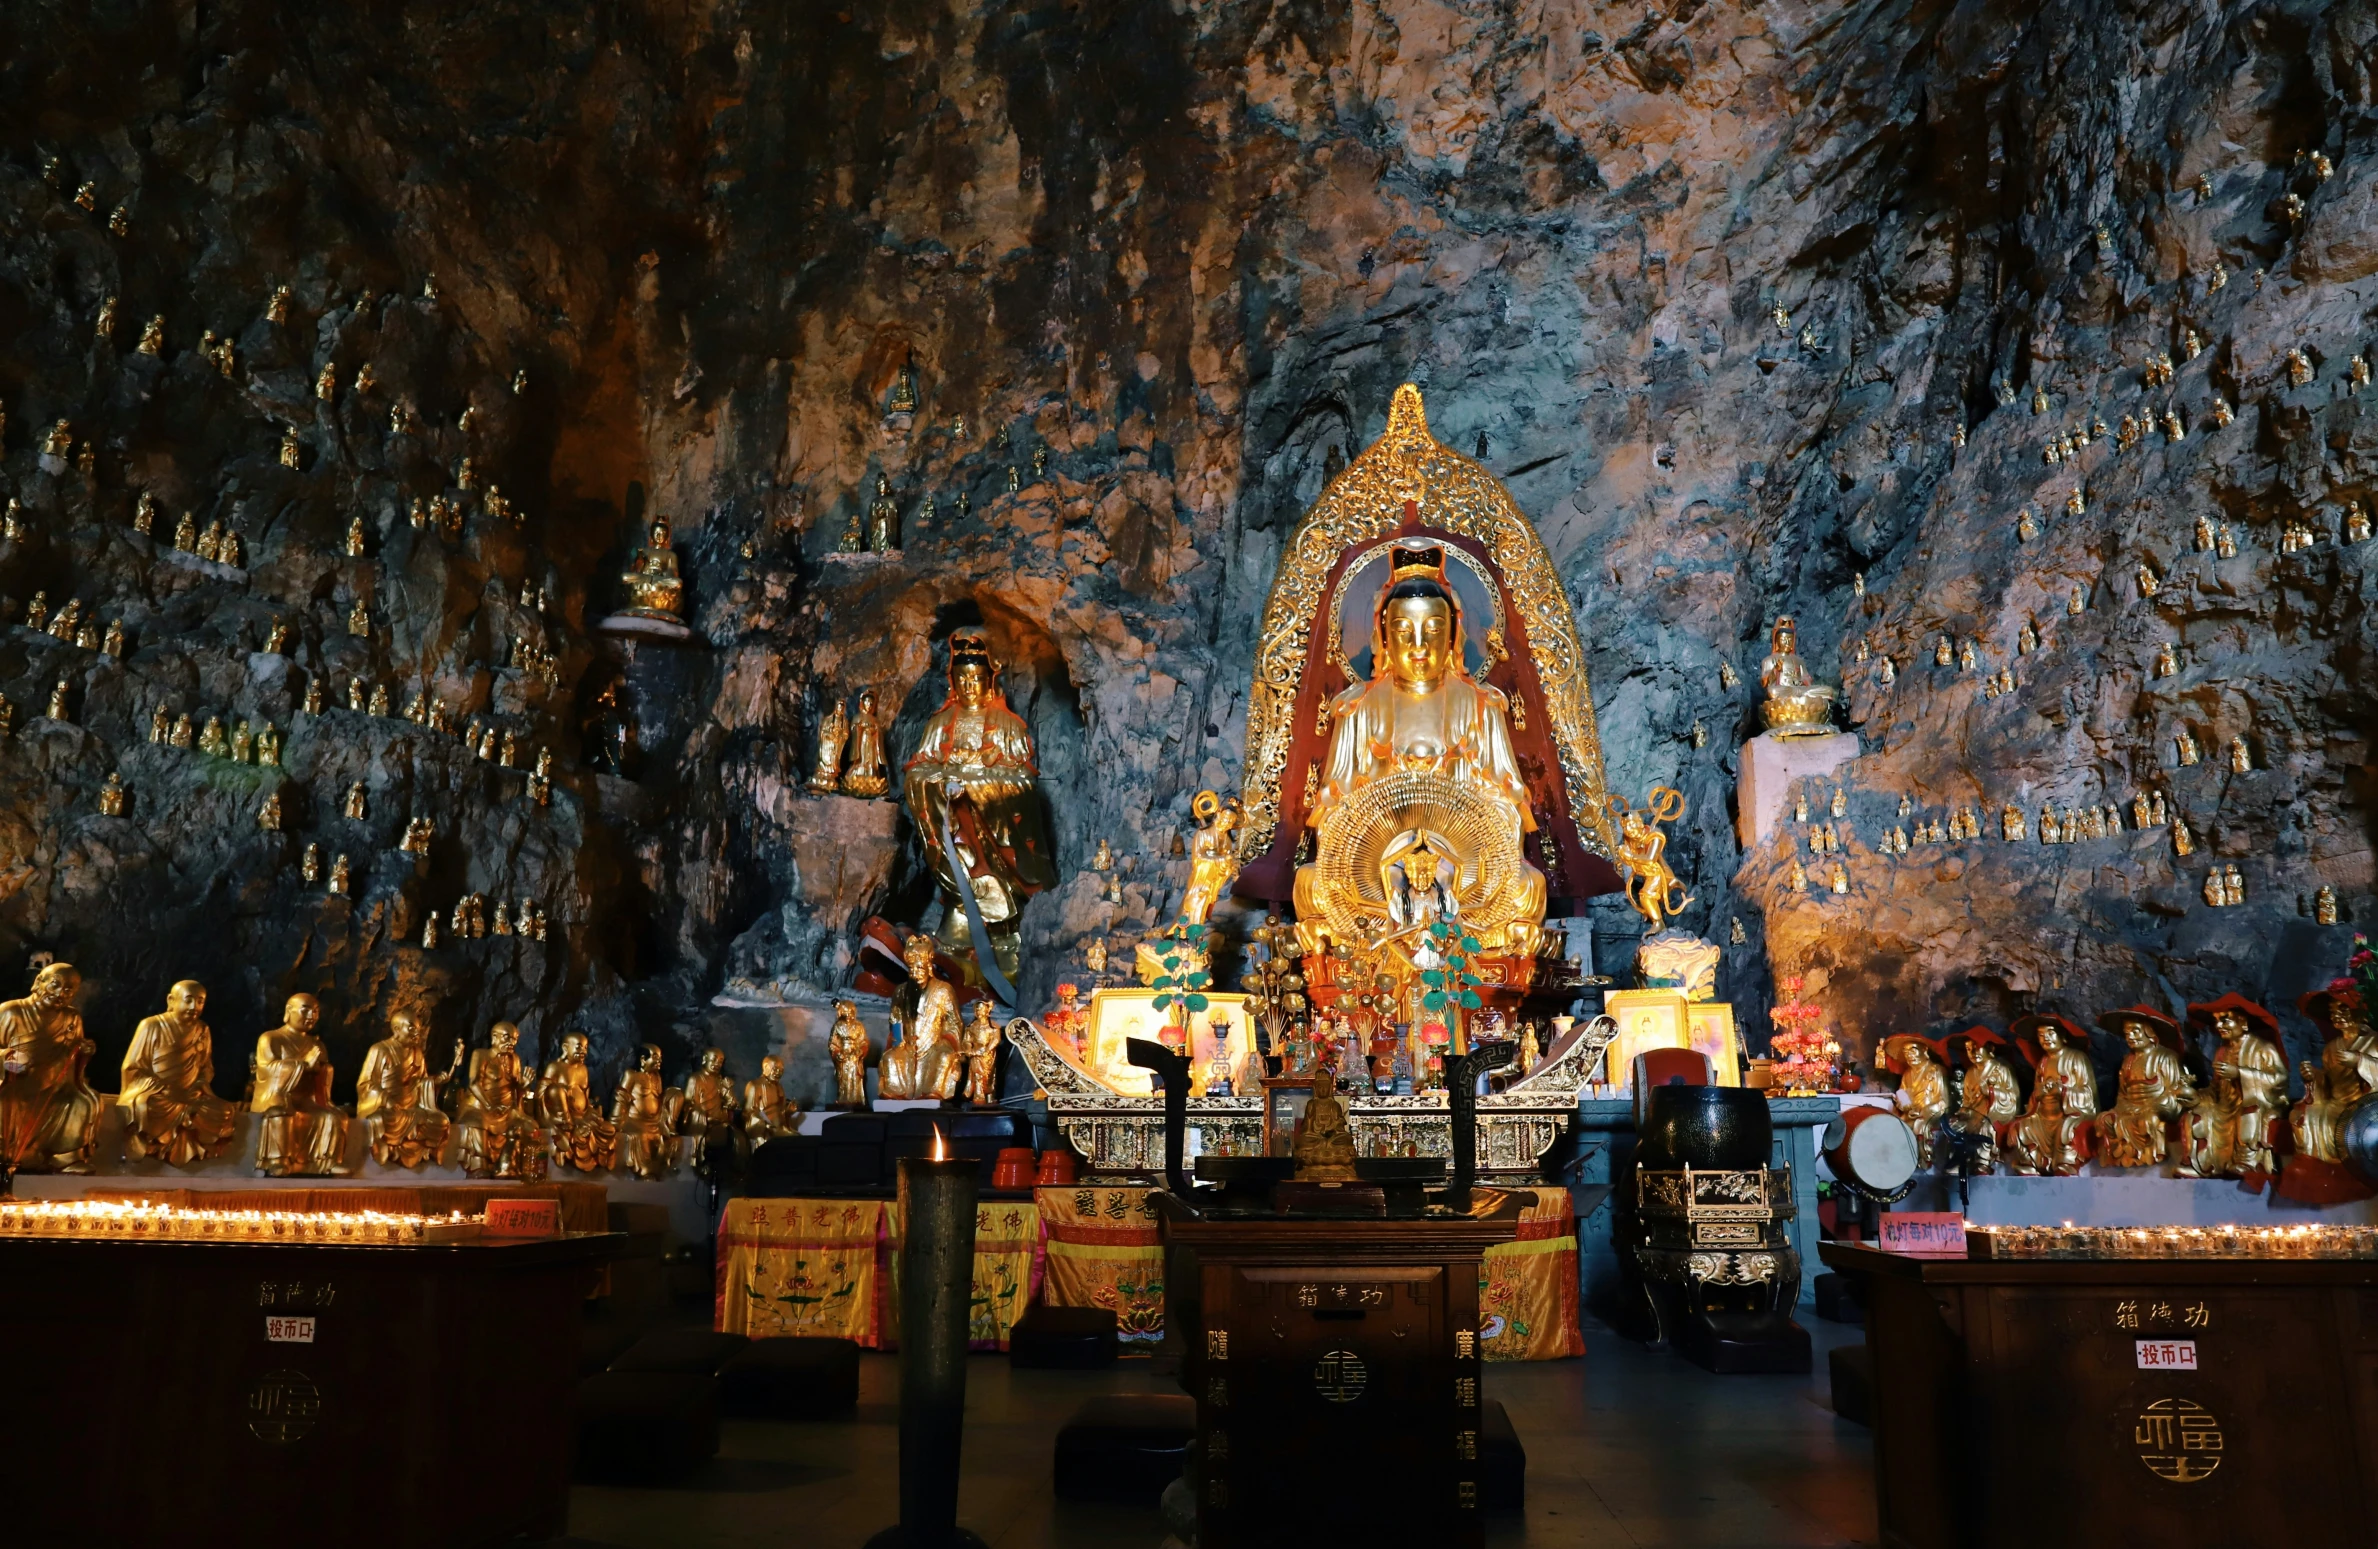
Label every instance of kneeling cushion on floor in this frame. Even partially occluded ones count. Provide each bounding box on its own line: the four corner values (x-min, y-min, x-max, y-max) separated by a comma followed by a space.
719, 1336, 861, 1419
610, 1327, 752, 1376
1479, 1398, 1526, 1511
1009, 1303, 1119, 1369
1054, 1393, 1196, 1504
575, 1370, 720, 1485
1829, 1342, 1873, 1426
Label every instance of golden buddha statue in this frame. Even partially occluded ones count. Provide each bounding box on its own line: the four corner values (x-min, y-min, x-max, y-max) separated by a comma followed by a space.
119, 981, 240, 1166
841, 688, 890, 797
1292, 542, 1544, 958
621, 518, 686, 620
882, 936, 964, 1100
960, 999, 1003, 1107
2092, 1008, 2194, 1167
900, 629, 1055, 982
2178, 997, 2287, 1178
743, 1053, 800, 1141
1291, 1066, 1358, 1181
536, 1031, 617, 1171
867, 475, 899, 553
679, 1048, 739, 1170
1945, 1030, 2023, 1172
807, 695, 848, 793
828, 1001, 872, 1106
1759, 615, 1839, 736
611, 1042, 682, 1179
355, 1011, 460, 1168
250, 993, 352, 1176
2006, 1015, 2098, 1175
1881, 1035, 1951, 1165
1177, 791, 1242, 926
455, 1021, 547, 1179
0, 962, 100, 1176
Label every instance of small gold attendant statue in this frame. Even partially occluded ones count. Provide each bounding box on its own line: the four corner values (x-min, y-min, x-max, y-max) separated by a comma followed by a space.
867, 474, 900, 554
1759, 615, 1838, 736
611, 1043, 682, 1179
1176, 791, 1242, 926
743, 1053, 801, 1141
1609, 787, 1692, 931
98, 773, 127, 817
1291, 1066, 1358, 1182
880, 935, 963, 1100
1881, 1036, 1951, 1166
840, 688, 890, 796
829, 1000, 872, 1107
678, 1048, 739, 1170
537, 1031, 617, 1171
119, 981, 241, 1166
456, 1021, 548, 1179
0, 963, 101, 1176
620, 518, 686, 620
960, 1000, 1003, 1107
807, 695, 849, 793
2091, 1007, 2194, 1167
2007, 1016, 2099, 1176
355, 1012, 460, 1168
251, 993, 352, 1176
2177, 996, 2287, 1179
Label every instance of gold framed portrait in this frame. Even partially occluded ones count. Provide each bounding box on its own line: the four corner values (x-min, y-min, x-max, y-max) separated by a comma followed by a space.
1602, 988, 1691, 1092
1082, 989, 1254, 1096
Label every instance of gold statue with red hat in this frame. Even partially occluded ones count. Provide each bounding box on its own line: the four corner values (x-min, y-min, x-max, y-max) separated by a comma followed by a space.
2178, 994, 2287, 1179
2007, 1014, 2099, 1175
1879, 1034, 1952, 1166
1943, 1028, 2023, 1173
2091, 1006, 2194, 1167
2291, 980, 2376, 1166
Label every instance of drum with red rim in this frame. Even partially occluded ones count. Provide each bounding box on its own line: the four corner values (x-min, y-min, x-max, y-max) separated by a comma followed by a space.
1824, 1104, 1920, 1197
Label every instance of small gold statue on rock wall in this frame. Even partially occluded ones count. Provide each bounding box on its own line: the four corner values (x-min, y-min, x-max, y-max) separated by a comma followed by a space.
807, 694, 848, 793
840, 689, 889, 796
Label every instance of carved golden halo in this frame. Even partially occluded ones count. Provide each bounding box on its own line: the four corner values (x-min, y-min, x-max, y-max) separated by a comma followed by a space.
1313, 770, 1527, 948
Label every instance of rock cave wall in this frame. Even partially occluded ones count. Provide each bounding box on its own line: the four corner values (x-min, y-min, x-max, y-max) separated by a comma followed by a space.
1, 0, 2372, 1103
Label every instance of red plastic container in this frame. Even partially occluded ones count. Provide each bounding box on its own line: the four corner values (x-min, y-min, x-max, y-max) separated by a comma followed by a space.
992, 1147, 1037, 1191
1034, 1147, 1077, 1187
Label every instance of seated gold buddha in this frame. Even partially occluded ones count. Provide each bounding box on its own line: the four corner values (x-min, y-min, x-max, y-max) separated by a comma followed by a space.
620, 517, 685, 620
1292, 544, 1544, 957
1759, 615, 1837, 736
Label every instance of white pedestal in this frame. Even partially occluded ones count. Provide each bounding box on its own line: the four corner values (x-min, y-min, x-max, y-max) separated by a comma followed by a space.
1736, 730, 1861, 850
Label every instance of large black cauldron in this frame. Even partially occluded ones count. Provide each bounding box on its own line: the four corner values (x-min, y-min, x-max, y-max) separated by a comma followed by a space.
1635, 1086, 1774, 1171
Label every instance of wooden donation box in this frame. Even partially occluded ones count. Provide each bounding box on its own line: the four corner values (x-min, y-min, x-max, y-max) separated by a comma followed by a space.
1159, 1189, 1523, 1548
1824, 1240, 2378, 1548
0, 1231, 614, 1547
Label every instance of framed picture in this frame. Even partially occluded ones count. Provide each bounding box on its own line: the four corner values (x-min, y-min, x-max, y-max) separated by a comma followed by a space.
1081, 989, 1253, 1096
1687, 1002, 1742, 1086
1261, 1075, 1316, 1157
1602, 988, 1692, 1093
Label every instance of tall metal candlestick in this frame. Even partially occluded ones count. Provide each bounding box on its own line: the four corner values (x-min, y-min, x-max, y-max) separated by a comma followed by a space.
867, 1151, 987, 1549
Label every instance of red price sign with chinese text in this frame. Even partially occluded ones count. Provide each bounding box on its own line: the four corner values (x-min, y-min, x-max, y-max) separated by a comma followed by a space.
483, 1197, 562, 1238
1880, 1211, 1967, 1257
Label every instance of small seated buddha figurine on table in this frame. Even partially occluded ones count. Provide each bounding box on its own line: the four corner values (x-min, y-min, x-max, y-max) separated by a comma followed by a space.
536, 1031, 617, 1171
0, 962, 101, 1177
1880, 1035, 1951, 1166
1291, 1066, 1358, 1182
2091, 1007, 2194, 1168
678, 1047, 739, 1170
743, 1053, 800, 1142
828, 1000, 872, 1107
619, 517, 685, 621
250, 992, 352, 1176
119, 980, 241, 1166
2006, 1014, 2098, 1176
455, 1021, 548, 1180
960, 999, 1004, 1107
880, 935, 964, 1100
2178, 995, 2287, 1179
611, 1043, 683, 1179
1758, 615, 1839, 737
356, 1011, 461, 1168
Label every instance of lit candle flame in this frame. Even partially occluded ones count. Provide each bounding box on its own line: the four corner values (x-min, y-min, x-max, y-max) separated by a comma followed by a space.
931, 1124, 948, 1161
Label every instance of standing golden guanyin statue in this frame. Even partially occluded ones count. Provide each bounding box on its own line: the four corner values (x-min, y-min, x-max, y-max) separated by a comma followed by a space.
2091, 1007, 2194, 1168
807, 695, 849, 793
2006, 1015, 2099, 1175
619, 517, 685, 621
1758, 615, 1839, 736
356, 1011, 460, 1168
1943, 1029, 2024, 1173
455, 1021, 548, 1180
612, 1043, 683, 1179
1880, 1035, 1952, 1166
880, 934, 964, 1100
0, 962, 101, 1176
841, 688, 890, 798
1292, 542, 1545, 957
828, 1000, 872, 1107
1176, 790, 1242, 927
2178, 995, 2288, 1179
536, 1031, 617, 1171
959, 999, 1003, 1107
251, 993, 352, 1176
743, 1053, 800, 1141
119, 980, 240, 1166
900, 628, 1055, 984
678, 1048, 739, 1170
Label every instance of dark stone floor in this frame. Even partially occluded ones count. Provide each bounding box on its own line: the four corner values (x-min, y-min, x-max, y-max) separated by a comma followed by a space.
558, 1317, 1877, 1547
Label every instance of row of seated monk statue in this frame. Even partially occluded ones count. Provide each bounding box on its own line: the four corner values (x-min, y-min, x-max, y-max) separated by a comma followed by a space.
1875, 989, 2373, 1181
0, 963, 804, 1182
823, 934, 1007, 1107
